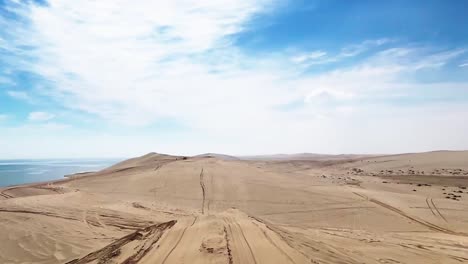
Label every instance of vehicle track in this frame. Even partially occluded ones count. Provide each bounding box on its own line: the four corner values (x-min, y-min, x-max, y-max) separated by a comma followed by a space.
0, 189, 14, 199
161, 216, 198, 264
0, 192, 12, 199
199, 168, 206, 214
234, 220, 257, 264
261, 206, 376, 216
0, 208, 79, 222
67, 220, 176, 264
224, 226, 234, 264
83, 209, 91, 229
425, 197, 436, 216
224, 216, 258, 264
207, 170, 214, 213
251, 221, 296, 264
95, 211, 107, 228
353, 192, 466, 236
249, 215, 313, 262
85, 210, 106, 228
430, 198, 447, 222
151, 163, 167, 202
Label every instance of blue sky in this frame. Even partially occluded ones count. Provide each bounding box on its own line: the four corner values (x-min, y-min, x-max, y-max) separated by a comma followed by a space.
1, 0, 468, 158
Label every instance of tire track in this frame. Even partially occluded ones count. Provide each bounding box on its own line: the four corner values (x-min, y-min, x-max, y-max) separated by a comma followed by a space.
233, 220, 257, 264
224, 226, 234, 264
425, 198, 436, 216
251, 221, 296, 264
224, 216, 258, 264
83, 209, 91, 229
353, 192, 466, 236
161, 216, 198, 264
0, 190, 13, 199
0, 208, 79, 222
430, 198, 447, 222
94, 211, 107, 228
151, 162, 171, 203
207, 170, 214, 213
0, 193, 12, 199
199, 168, 206, 214
67, 220, 176, 264
249, 215, 314, 262
262, 206, 376, 216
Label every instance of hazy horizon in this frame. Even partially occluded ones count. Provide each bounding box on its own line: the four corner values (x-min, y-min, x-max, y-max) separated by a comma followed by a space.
2, 149, 468, 160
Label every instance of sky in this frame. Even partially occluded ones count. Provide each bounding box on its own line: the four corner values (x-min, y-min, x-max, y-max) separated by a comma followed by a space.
1, 0, 468, 158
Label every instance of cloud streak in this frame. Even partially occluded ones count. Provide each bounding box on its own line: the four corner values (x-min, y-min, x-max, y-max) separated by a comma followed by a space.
4, 0, 287, 126
290, 38, 393, 66
28, 111, 55, 122
6, 90, 34, 103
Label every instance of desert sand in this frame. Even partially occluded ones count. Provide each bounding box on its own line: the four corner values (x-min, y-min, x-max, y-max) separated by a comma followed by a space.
1, 151, 468, 263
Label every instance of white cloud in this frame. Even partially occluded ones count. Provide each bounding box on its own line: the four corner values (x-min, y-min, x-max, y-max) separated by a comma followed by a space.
291, 51, 327, 63
0, 76, 13, 85
4, 0, 285, 127
28, 111, 55, 122
291, 38, 392, 66
6, 90, 34, 103
38, 122, 70, 130
460, 62, 468, 67
341, 38, 392, 57
305, 89, 354, 103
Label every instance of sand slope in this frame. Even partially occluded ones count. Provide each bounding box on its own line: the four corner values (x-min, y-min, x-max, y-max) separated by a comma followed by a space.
1, 151, 468, 263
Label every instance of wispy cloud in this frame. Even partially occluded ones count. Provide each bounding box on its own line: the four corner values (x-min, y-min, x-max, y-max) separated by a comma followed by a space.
6, 90, 34, 103
0, 77, 12, 85
291, 51, 327, 63
3, 0, 285, 126
28, 111, 55, 122
460, 62, 468, 67
290, 38, 393, 66
279, 45, 468, 121
340, 38, 393, 57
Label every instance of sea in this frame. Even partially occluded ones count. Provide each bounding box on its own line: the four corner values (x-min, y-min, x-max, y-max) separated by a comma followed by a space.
0, 158, 123, 187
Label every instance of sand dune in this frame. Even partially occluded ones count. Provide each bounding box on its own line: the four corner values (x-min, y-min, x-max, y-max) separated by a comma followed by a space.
1, 151, 468, 263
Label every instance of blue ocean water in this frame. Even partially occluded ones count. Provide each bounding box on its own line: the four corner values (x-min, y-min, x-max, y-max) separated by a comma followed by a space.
0, 158, 123, 187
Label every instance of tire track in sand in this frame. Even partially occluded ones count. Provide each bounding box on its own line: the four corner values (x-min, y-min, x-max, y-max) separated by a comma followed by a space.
223, 226, 234, 264
67, 220, 176, 264
224, 216, 258, 264
161, 216, 198, 264
430, 198, 447, 222
0, 208, 79, 222
233, 220, 257, 264
425, 197, 436, 216
249, 215, 315, 263
353, 192, 465, 236
0, 190, 13, 199
251, 221, 296, 264
199, 168, 206, 214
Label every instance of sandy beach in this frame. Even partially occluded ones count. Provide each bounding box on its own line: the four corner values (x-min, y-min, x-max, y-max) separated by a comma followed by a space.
1, 151, 468, 263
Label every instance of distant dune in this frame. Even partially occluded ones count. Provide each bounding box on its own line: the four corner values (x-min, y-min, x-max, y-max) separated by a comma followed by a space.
241, 153, 377, 160
1, 150, 468, 263
193, 153, 240, 160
